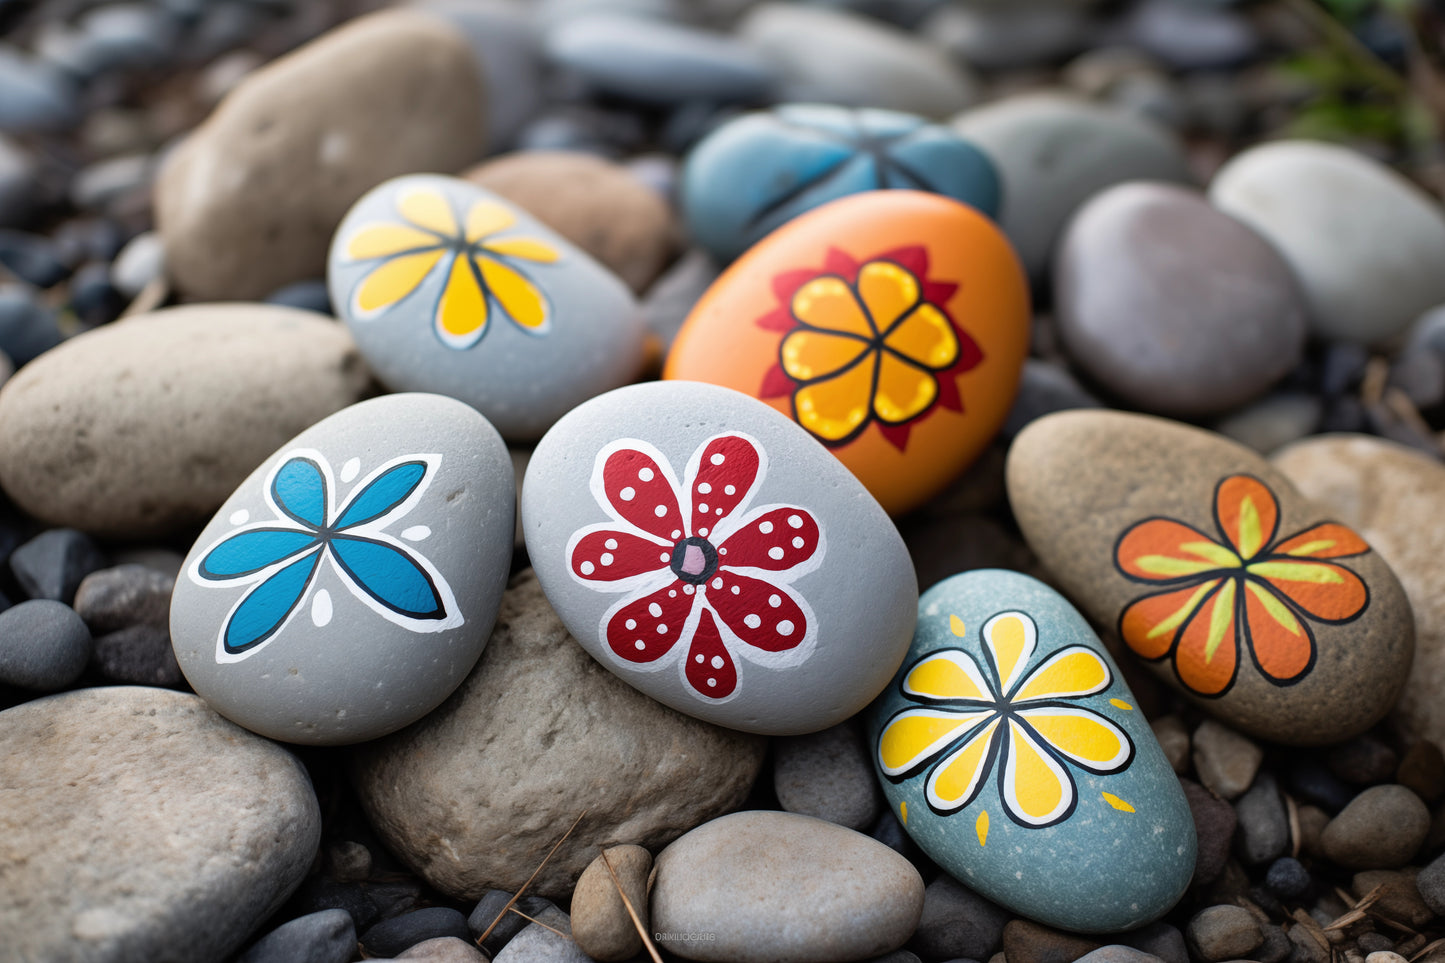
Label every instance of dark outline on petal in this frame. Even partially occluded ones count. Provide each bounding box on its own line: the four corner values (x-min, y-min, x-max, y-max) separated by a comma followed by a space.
270, 456, 329, 530
334, 460, 429, 531
1013, 706, 1136, 778
1238, 575, 1320, 688
994, 717, 1081, 829
328, 533, 447, 621
1114, 579, 1220, 667
221, 548, 323, 656
1211, 473, 1282, 562
1163, 576, 1243, 699
1111, 515, 1238, 587
198, 527, 321, 581
894, 645, 997, 710
878, 703, 1001, 783
921, 716, 1005, 816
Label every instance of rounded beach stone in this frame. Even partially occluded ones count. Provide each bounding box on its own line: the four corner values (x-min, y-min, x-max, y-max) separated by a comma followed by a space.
0, 686, 320, 962
0, 303, 369, 539
1186, 905, 1261, 962
352, 570, 765, 901
1272, 435, 1445, 750
1208, 140, 1445, 345
362, 908, 472, 957
866, 569, 1196, 933
238, 909, 356, 963
907, 876, 1009, 962
571, 844, 651, 961
1053, 182, 1305, 417
773, 719, 884, 831
951, 92, 1192, 283
155, 9, 486, 300
650, 811, 924, 963
666, 190, 1029, 517
170, 393, 514, 745
737, 3, 976, 118
465, 150, 677, 293
11, 527, 107, 603
328, 173, 645, 442
681, 104, 999, 263
1320, 785, 1429, 870
521, 380, 918, 734
0, 599, 91, 690
1007, 411, 1414, 745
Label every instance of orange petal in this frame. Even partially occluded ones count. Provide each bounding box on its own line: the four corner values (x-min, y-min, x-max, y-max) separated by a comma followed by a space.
1116, 518, 1241, 582
856, 260, 920, 332
1215, 476, 1279, 560
794, 352, 876, 443
883, 302, 959, 370
1273, 523, 1370, 559
781, 328, 871, 382
1241, 581, 1315, 684
1119, 580, 1220, 660
1174, 579, 1239, 696
1245, 561, 1368, 623
792, 276, 874, 338
873, 351, 937, 426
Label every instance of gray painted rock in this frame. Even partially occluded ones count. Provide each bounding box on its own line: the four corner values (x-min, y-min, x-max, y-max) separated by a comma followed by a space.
867, 569, 1195, 933
650, 811, 924, 963
0, 304, 370, 539
1007, 411, 1413, 745
329, 173, 644, 441
522, 381, 918, 735
737, 3, 976, 118
1272, 435, 1445, 749
952, 92, 1192, 283
1209, 140, 1445, 345
0, 686, 320, 963
352, 570, 766, 900
171, 393, 514, 745
156, 9, 486, 300
1054, 182, 1306, 417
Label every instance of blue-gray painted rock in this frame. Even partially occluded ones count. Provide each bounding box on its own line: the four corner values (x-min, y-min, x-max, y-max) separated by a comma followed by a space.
866, 569, 1196, 933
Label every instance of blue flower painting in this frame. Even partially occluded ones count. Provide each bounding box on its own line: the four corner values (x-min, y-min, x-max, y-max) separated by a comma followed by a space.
189, 449, 463, 663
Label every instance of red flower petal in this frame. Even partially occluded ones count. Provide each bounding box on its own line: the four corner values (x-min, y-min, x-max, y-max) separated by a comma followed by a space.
689, 435, 761, 536
878, 423, 911, 452
759, 364, 795, 399
606, 581, 695, 664
720, 507, 821, 571
824, 247, 859, 281
602, 446, 683, 541
923, 280, 958, 306
772, 269, 819, 304
571, 529, 670, 582
950, 323, 984, 374
877, 245, 929, 278
936, 372, 963, 412
685, 608, 738, 699
756, 307, 795, 332
708, 572, 807, 653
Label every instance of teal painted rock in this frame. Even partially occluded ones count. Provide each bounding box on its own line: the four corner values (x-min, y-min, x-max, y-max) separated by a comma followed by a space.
866, 569, 1195, 933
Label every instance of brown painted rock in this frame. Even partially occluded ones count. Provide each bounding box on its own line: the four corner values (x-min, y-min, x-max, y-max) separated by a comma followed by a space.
156, 10, 486, 300
352, 571, 765, 901
1272, 434, 1444, 748
465, 151, 678, 293
0, 304, 370, 539
571, 845, 651, 962
1007, 411, 1413, 744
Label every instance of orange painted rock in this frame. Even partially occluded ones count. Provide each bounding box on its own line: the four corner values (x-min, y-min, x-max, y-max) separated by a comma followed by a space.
665, 190, 1029, 516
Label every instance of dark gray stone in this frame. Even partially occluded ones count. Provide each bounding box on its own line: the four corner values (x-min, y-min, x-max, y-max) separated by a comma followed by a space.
11, 528, 107, 604
1265, 857, 1311, 900
1124, 0, 1259, 70
1121, 922, 1186, 963
907, 875, 1009, 962
1182, 778, 1235, 887
76, 3, 179, 71
0, 134, 34, 228
1000, 360, 1103, 440
68, 262, 123, 326
1327, 735, 1399, 785
265, 280, 332, 315
0, 45, 77, 132
1235, 773, 1288, 866
0, 599, 91, 690
1415, 850, 1445, 915
0, 284, 60, 364
362, 908, 471, 958
773, 719, 883, 832
238, 909, 356, 963
1254, 924, 1291, 963
93, 623, 182, 686
0, 231, 67, 289
74, 564, 173, 635
469, 892, 559, 956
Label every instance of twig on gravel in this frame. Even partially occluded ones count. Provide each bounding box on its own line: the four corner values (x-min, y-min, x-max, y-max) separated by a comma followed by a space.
475, 809, 588, 948
1408, 936, 1445, 962
1285, 792, 1301, 860
507, 907, 570, 940
600, 847, 663, 963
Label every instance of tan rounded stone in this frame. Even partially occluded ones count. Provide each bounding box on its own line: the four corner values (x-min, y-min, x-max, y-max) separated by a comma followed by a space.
156, 10, 486, 300
571, 845, 651, 962
0, 304, 370, 539
465, 151, 677, 293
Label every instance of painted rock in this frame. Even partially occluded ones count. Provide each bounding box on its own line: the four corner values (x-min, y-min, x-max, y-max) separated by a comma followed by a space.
521, 380, 917, 735
1007, 411, 1413, 745
665, 190, 1029, 517
681, 104, 1000, 263
170, 393, 515, 745
327, 173, 645, 441
866, 569, 1196, 933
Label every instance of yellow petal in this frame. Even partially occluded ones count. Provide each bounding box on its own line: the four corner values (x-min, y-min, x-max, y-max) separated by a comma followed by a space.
884, 303, 959, 370
903, 650, 992, 702
1012, 647, 1110, 702
484, 237, 560, 263
795, 352, 877, 442
479, 256, 549, 331
976, 810, 989, 846
435, 253, 488, 347
1018, 708, 1131, 770
873, 351, 937, 424
927, 718, 1001, 811
352, 249, 445, 316
1102, 792, 1135, 813
398, 188, 457, 237
878, 708, 993, 776
792, 277, 874, 338
949, 615, 966, 637
983, 611, 1036, 695
781, 328, 870, 382
345, 223, 442, 260
1001, 720, 1073, 826
857, 260, 919, 331
465, 200, 515, 242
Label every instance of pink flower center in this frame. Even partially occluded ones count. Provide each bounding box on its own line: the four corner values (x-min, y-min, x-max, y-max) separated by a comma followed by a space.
680, 543, 707, 576
669, 535, 719, 585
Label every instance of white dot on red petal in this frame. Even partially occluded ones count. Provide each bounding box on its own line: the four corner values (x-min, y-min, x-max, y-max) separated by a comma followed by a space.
792, 536, 804, 549
778, 620, 795, 636
718, 547, 727, 555
601, 553, 614, 566
604, 538, 618, 550
788, 514, 803, 528
710, 453, 725, 465
768, 547, 785, 560
620, 487, 636, 501
635, 640, 645, 650
715, 508, 723, 515
725, 485, 735, 495
698, 527, 709, 537
731, 586, 740, 595
649, 603, 662, 617
697, 482, 712, 494
684, 585, 695, 595
657, 624, 668, 634
769, 594, 781, 607
580, 561, 595, 575
698, 503, 709, 513
625, 619, 637, 630
671, 529, 682, 539
654, 504, 667, 517
695, 654, 704, 663
638, 467, 654, 482
660, 552, 669, 562
707, 678, 717, 687
712, 577, 723, 589
744, 614, 761, 629
668, 589, 677, 598
711, 656, 725, 669
759, 521, 773, 534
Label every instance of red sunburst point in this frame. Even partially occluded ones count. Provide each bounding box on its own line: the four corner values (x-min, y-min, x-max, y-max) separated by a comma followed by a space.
760, 364, 794, 399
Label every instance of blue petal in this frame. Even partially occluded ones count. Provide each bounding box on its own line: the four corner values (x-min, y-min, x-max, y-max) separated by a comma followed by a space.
272, 457, 328, 528
222, 549, 321, 655
330, 535, 445, 620
198, 528, 320, 580
335, 461, 428, 530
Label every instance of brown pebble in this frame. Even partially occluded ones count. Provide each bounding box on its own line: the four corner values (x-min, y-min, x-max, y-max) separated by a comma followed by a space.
1193, 721, 1262, 801
1397, 741, 1445, 804
1150, 715, 1190, 775
1002, 919, 1103, 963
1351, 869, 1433, 927
1321, 785, 1430, 869
571, 844, 651, 962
